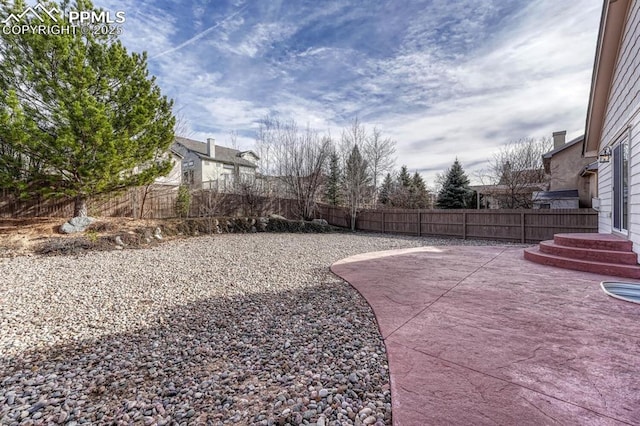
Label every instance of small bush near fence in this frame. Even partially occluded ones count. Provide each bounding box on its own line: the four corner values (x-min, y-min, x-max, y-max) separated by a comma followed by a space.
316, 204, 598, 244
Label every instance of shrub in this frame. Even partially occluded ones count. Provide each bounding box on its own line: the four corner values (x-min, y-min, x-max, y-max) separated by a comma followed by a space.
175, 185, 191, 218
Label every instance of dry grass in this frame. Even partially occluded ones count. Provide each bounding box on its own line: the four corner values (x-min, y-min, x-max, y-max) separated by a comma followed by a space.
0, 216, 337, 257
0, 217, 169, 257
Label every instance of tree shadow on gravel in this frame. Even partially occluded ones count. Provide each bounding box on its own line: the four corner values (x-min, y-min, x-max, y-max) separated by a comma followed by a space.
1, 281, 391, 425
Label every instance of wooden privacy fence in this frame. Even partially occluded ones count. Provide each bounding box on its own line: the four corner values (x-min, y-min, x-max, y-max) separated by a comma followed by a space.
316, 205, 598, 243
0, 186, 298, 219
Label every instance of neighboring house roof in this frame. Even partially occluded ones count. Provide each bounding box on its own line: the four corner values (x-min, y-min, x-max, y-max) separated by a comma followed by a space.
533, 190, 579, 200
583, 0, 632, 156
174, 136, 258, 168
580, 161, 599, 176
471, 183, 547, 195
542, 135, 585, 159
169, 147, 184, 159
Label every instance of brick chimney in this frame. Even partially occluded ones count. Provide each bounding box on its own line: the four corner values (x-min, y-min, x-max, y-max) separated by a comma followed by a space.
207, 138, 215, 158
552, 130, 566, 150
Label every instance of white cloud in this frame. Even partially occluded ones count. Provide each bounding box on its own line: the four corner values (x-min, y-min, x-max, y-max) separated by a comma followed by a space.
101, 0, 601, 187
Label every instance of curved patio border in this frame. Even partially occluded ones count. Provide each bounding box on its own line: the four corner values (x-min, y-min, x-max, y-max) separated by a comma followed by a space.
331, 245, 640, 425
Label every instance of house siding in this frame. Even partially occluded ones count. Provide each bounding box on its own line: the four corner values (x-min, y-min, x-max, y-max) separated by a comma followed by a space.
601, 2, 640, 143
598, 0, 640, 257
598, 159, 613, 233
154, 154, 182, 186
628, 119, 640, 255
181, 151, 202, 186
548, 142, 595, 207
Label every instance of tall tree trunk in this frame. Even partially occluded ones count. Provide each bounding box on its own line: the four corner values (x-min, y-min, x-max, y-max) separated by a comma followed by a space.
74, 196, 88, 217
350, 204, 356, 231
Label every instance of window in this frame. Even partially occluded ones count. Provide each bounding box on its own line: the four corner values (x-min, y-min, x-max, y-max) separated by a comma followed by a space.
182, 169, 194, 185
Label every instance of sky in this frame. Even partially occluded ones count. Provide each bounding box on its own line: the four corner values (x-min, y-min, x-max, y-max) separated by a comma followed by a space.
98, 0, 602, 185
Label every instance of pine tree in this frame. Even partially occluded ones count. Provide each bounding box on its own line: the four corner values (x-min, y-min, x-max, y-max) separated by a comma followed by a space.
0, 0, 175, 217
324, 152, 342, 206
391, 165, 412, 207
398, 165, 412, 188
411, 171, 429, 208
343, 145, 370, 230
437, 159, 472, 209
378, 173, 393, 206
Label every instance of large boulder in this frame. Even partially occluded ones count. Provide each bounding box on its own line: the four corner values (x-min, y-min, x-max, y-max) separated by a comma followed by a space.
60, 216, 95, 234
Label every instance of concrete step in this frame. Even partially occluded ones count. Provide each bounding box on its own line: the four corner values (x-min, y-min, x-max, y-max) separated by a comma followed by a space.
553, 233, 633, 252
524, 247, 640, 279
539, 240, 638, 265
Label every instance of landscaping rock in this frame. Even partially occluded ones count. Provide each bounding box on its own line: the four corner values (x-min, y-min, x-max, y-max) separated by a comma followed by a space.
312, 219, 329, 226
269, 214, 286, 220
153, 227, 163, 240
0, 233, 511, 424
60, 216, 95, 234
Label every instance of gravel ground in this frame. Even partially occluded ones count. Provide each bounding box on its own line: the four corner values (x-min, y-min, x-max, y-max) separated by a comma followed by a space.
0, 232, 517, 425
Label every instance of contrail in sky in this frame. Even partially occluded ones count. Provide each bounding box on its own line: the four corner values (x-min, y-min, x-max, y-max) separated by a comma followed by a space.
151, 5, 247, 59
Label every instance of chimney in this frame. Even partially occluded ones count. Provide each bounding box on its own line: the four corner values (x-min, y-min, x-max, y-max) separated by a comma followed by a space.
552, 130, 566, 150
207, 138, 215, 158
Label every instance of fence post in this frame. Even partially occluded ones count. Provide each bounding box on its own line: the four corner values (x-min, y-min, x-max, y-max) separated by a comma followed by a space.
520, 212, 526, 243
417, 212, 421, 236
382, 211, 385, 233
462, 211, 467, 240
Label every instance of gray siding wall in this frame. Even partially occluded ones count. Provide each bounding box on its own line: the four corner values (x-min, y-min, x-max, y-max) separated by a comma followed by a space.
628, 120, 640, 255
599, 0, 640, 256
601, 2, 640, 143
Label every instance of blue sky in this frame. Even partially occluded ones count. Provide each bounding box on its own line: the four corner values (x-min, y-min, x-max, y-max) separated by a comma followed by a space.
100, 0, 601, 185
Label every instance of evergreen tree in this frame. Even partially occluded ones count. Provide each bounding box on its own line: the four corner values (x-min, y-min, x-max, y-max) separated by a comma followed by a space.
343, 144, 370, 230
411, 171, 429, 208
0, 0, 175, 217
437, 159, 472, 209
398, 165, 412, 188
390, 165, 412, 207
378, 173, 393, 206
324, 152, 342, 206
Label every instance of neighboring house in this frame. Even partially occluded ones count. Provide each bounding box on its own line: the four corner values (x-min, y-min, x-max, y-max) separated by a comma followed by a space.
472, 181, 548, 209
583, 0, 640, 251
153, 149, 183, 186
473, 167, 548, 209
131, 148, 182, 187
533, 131, 597, 208
532, 189, 581, 209
172, 136, 259, 191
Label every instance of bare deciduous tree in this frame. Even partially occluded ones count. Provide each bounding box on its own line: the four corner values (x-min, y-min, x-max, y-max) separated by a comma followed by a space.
480, 137, 553, 208
343, 144, 371, 230
173, 106, 193, 138
363, 127, 396, 204
256, 116, 331, 220
340, 118, 395, 206
340, 117, 367, 162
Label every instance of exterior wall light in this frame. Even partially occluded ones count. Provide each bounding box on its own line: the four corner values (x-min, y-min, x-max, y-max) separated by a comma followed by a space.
599, 146, 612, 163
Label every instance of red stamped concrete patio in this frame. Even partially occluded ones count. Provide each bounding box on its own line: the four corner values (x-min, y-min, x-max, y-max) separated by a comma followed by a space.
331, 245, 640, 425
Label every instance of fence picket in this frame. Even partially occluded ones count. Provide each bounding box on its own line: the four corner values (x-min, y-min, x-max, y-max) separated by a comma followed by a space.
316, 205, 597, 244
